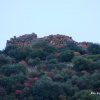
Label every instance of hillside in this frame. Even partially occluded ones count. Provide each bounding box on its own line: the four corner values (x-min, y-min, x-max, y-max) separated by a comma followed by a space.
0, 33, 100, 100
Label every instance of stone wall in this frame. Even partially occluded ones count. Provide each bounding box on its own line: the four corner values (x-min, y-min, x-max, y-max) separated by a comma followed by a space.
77, 42, 89, 49
6, 33, 89, 49
44, 34, 74, 47
6, 33, 37, 47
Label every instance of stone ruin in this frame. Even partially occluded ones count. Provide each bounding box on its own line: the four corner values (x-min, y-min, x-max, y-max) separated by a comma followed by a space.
76, 42, 89, 49
6, 33, 89, 49
44, 34, 74, 48
6, 33, 37, 47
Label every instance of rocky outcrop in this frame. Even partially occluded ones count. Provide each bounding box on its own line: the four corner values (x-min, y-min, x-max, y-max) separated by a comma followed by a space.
6, 33, 89, 49
6, 33, 37, 47
77, 42, 89, 49
44, 34, 74, 48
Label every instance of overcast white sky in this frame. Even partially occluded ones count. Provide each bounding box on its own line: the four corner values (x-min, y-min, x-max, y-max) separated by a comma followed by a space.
0, 0, 100, 50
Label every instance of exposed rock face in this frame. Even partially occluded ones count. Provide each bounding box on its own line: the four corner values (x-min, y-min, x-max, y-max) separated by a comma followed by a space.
44, 34, 74, 48
6, 33, 37, 47
77, 42, 89, 49
6, 33, 89, 49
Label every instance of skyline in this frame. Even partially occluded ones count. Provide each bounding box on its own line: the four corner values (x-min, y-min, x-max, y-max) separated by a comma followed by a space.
0, 0, 100, 50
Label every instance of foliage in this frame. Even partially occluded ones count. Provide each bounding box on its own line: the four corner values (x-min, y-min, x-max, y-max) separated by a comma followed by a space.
32, 78, 66, 100
63, 81, 79, 97
72, 90, 100, 100
28, 58, 40, 66
32, 40, 55, 55
0, 64, 27, 76
4, 45, 32, 61
83, 54, 100, 61
47, 59, 58, 64
59, 50, 74, 62
72, 56, 94, 72
29, 49, 46, 60
0, 54, 13, 67
66, 42, 86, 54
87, 43, 100, 54
0, 34, 100, 99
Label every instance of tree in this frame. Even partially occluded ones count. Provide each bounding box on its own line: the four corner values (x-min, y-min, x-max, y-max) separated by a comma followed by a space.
0, 54, 13, 66
32, 40, 55, 53
4, 45, 32, 61
72, 90, 100, 100
0, 50, 2, 54
89, 72, 100, 91
0, 64, 27, 76
3, 45, 17, 54
63, 81, 79, 98
59, 50, 74, 62
87, 43, 100, 54
28, 58, 40, 66
53, 74, 64, 82
47, 59, 58, 64
72, 56, 94, 72
32, 78, 66, 100
66, 42, 85, 54
30, 50, 46, 60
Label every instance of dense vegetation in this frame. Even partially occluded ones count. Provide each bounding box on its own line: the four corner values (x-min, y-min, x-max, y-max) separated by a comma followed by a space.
0, 35, 100, 100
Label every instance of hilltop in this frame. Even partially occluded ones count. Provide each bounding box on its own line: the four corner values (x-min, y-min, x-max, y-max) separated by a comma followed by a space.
0, 33, 100, 100
6, 33, 88, 49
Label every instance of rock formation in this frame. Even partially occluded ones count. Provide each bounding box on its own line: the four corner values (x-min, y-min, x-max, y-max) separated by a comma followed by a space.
6, 33, 89, 49
6, 33, 37, 47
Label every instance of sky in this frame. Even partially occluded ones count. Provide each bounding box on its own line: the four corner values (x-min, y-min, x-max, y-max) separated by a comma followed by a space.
0, 0, 100, 50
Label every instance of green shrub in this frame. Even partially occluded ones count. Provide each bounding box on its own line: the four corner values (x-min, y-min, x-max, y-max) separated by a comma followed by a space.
63, 81, 79, 97
83, 54, 100, 61
72, 56, 94, 72
4, 45, 32, 61
30, 50, 46, 60
0, 54, 13, 66
32, 78, 65, 100
59, 50, 74, 62
72, 90, 100, 100
0, 64, 27, 76
66, 42, 86, 54
87, 43, 100, 54
32, 40, 55, 55
28, 58, 40, 66
48, 59, 58, 64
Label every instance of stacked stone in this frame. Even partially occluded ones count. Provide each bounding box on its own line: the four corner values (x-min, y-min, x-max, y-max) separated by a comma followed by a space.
77, 42, 89, 49
7, 33, 88, 49
6, 33, 37, 47
45, 34, 74, 47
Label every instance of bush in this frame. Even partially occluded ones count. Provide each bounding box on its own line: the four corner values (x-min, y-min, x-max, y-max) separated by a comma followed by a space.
89, 72, 100, 91
72, 90, 100, 100
53, 74, 64, 82
0, 64, 27, 76
4, 45, 32, 61
59, 50, 74, 62
28, 58, 40, 66
47, 59, 58, 64
32, 40, 55, 55
63, 81, 79, 97
30, 50, 46, 60
32, 78, 66, 100
0, 50, 2, 54
83, 54, 100, 61
0, 54, 13, 66
87, 43, 100, 54
95, 60, 100, 69
66, 42, 85, 54
72, 56, 94, 72
73, 57, 95, 71
0, 76, 14, 91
